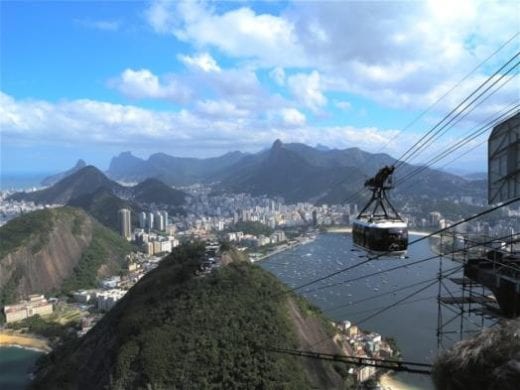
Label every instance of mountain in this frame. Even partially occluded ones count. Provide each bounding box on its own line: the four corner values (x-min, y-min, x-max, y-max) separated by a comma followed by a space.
0, 207, 132, 305
221, 140, 366, 203
32, 243, 351, 389
40, 159, 87, 187
132, 178, 186, 206
107, 150, 246, 185
464, 172, 487, 181
67, 188, 137, 232
9, 166, 126, 205
221, 140, 486, 204
9, 166, 187, 211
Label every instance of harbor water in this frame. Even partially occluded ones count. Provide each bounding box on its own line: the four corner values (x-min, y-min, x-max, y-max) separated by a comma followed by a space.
260, 233, 483, 389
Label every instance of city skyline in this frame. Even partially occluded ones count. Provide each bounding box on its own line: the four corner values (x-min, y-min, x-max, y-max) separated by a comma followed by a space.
2, 1, 518, 173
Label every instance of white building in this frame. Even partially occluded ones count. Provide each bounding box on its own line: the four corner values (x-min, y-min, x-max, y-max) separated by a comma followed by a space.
96, 289, 126, 311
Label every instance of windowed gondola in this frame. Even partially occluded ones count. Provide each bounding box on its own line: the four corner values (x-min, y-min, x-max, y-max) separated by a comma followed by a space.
352, 165, 408, 256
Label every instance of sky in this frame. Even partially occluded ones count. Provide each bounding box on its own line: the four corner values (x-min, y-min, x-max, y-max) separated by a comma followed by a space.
1, 0, 519, 174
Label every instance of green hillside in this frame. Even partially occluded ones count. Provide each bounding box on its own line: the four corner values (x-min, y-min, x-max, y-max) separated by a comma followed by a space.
32, 243, 351, 389
0, 208, 56, 260
60, 219, 132, 293
0, 207, 132, 306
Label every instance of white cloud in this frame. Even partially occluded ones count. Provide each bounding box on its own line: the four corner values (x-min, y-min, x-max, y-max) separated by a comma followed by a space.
143, 0, 518, 113
110, 68, 192, 102
195, 100, 249, 119
280, 108, 306, 126
178, 52, 221, 73
287, 71, 327, 113
0, 91, 409, 155
146, 1, 304, 67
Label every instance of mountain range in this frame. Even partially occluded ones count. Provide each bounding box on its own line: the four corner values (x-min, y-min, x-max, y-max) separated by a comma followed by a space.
33, 140, 486, 207
105, 140, 485, 203
11, 166, 187, 207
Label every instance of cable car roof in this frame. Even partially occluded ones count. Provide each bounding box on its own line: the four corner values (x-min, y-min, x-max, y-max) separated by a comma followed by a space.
353, 219, 408, 229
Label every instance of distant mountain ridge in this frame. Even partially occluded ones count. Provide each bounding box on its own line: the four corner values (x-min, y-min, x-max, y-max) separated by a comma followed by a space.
25, 141, 485, 207
41, 159, 87, 186
10, 166, 187, 208
107, 150, 246, 185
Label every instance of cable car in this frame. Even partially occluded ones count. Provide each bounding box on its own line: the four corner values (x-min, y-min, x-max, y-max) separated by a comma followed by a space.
352, 165, 408, 256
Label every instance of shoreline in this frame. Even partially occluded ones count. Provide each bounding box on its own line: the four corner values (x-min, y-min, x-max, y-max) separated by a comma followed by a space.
0, 330, 51, 353
379, 373, 417, 390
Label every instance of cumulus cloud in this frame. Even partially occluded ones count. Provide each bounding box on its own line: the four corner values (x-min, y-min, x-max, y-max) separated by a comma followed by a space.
178, 52, 221, 73
195, 99, 249, 119
280, 108, 306, 126
143, 0, 518, 113
1, 91, 411, 155
146, 1, 305, 67
109, 68, 192, 102
287, 71, 327, 113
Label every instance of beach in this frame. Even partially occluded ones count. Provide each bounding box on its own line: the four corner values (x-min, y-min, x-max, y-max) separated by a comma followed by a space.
380, 373, 419, 390
0, 331, 51, 353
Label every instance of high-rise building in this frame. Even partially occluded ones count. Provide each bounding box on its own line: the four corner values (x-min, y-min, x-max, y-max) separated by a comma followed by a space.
155, 213, 165, 231
138, 212, 147, 229
161, 211, 168, 227
118, 209, 132, 240
312, 210, 318, 226
147, 212, 154, 231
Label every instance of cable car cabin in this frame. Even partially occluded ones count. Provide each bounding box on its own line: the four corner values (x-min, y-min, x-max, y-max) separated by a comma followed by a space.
352, 219, 408, 255
351, 165, 409, 256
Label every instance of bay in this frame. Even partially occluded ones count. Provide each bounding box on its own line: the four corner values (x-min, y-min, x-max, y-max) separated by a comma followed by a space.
0, 347, 43, 390
260, 233, 487, 389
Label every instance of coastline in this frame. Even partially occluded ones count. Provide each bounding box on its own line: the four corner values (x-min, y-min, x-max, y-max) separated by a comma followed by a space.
0, 330, 51, 353
379, 373, 417, 390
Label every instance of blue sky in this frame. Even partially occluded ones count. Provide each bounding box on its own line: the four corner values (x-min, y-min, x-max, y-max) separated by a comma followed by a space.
1, 0, 518, 174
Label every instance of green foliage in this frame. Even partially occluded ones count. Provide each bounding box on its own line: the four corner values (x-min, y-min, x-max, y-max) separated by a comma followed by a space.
219, 240, 232, 252
33, 243, 315, 389
0, 267, 23, 306
71, 214, 84, 236
0, 209, 54, 259
7, 314, 77, 340
61, 223, 132, 292
229, 221, 274, 237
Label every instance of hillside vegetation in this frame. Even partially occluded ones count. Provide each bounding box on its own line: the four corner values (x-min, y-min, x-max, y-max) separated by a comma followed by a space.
0, 207, 131, 305
32, 243, 351, 389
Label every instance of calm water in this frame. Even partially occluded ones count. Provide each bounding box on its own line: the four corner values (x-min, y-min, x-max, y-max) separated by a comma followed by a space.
260, 233, 485, 389
0, 347, 43, 390
0, 173, 51, 191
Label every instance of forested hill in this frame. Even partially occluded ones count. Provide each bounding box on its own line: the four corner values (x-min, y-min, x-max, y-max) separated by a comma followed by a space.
32, 243, 352, 389
0, 207, 132, 305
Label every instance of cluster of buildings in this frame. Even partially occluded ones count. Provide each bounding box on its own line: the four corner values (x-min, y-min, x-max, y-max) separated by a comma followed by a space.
0, 193, 58, 227
73, 288, 126, 312
3, 294, 54, 323
333, 320, 395, 383
225, 230, 287, 248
